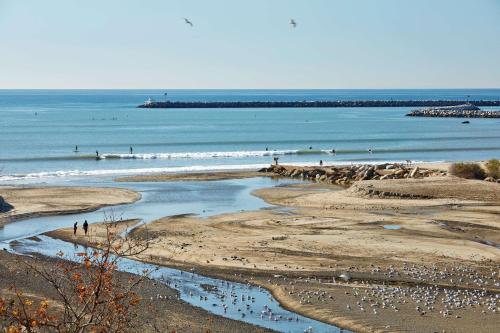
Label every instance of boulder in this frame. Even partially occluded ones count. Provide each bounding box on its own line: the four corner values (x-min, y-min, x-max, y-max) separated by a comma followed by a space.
0, 196, 12, 213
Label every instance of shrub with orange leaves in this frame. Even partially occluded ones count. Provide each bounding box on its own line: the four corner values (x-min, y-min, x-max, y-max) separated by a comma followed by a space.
0, 218, 153, 332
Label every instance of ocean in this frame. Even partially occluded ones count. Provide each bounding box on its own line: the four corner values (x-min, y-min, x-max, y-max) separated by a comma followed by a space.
1, 89, 499, 183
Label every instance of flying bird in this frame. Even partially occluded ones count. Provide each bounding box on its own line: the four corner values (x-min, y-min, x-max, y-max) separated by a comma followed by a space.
183, 18, 193, 27
290, 19, 297, 28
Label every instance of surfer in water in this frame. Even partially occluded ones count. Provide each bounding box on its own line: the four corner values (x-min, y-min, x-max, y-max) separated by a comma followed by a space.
96, 150, 100, 159
331, 149, 336, 155
129, 146, 133, 154
74, 145, 78, 152
368, 148, 373, 154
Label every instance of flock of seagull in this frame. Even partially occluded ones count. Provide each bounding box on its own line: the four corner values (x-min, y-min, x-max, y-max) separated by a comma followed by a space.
153, 274, 312, 327
183, 18, 298, 28
279, 263, 499, 324
146, 261, 498, 332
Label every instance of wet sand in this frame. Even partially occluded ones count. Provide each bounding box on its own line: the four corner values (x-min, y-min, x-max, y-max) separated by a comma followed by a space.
115, 171, 267, 182
0, 186, 141, 227
49, 175, 500, 332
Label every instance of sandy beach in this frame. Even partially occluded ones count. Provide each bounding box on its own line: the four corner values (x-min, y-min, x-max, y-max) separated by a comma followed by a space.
47, 169, 500, 332
0, 186, 141, 227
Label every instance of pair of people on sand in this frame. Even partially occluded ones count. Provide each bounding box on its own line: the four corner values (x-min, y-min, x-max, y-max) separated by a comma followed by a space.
73, 220, 89, 236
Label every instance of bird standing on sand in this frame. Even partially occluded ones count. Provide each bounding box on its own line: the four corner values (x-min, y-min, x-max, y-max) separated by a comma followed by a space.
184, 18, 193, 27
290, 19, 297, 28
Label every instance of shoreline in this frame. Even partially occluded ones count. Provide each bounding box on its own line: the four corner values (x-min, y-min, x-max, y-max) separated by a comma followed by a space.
44, 172, 500, 333
44, 224, 359, 332
3, 164, 499, 332
114, 161, 453, 183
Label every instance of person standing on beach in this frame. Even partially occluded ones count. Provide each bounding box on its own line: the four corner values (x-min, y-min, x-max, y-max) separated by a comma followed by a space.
73, 222, 78, 235
83, 220, 89, 236
319, 160, 323, 166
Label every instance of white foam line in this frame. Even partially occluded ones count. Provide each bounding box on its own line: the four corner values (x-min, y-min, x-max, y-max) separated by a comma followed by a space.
0, 164, 270, 181
100, 150, 330, 160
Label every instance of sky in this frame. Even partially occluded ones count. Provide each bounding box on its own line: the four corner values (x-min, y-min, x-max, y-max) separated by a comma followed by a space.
0, 0, 499, 89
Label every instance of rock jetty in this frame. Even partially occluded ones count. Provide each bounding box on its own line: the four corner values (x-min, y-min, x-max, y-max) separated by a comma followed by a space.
406, 104, 500, 118
138, 100, 500, 109
259, 163, 446, 186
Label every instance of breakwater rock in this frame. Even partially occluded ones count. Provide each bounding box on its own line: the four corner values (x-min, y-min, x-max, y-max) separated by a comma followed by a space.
138, 100, 500, 109
258, 164, 446, 186
0, 196, 13, 213
407, 104, 500, 118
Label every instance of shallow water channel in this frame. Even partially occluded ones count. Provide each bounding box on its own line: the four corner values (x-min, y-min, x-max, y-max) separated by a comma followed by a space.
2, 177, 350, 333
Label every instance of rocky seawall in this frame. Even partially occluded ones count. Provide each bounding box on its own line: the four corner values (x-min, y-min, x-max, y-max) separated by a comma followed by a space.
407, 108, 500, 118
138, 100, 500, 109
258, 163, 446, 186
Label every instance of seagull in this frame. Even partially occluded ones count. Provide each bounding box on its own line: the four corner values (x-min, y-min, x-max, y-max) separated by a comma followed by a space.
183, 18, 193, 27
290, 19, 297, 28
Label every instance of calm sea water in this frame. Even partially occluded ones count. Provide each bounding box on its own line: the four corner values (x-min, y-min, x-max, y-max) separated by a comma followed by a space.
1, 89, 499, 183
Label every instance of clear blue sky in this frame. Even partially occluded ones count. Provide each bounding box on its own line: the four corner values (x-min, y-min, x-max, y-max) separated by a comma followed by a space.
1, 0, 499, 89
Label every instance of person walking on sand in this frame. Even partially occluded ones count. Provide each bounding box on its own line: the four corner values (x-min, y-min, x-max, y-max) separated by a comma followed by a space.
83, 220, 89, 236
73, 222, 78, 235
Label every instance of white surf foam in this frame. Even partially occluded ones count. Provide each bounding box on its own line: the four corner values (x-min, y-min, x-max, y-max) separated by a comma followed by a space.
100, 149, 332, 160
0, 164, 271, 182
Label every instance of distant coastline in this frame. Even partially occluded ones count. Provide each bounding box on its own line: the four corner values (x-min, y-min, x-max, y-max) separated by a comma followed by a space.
138, 99, 500, 109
